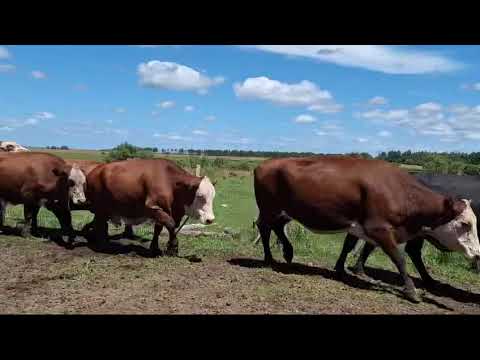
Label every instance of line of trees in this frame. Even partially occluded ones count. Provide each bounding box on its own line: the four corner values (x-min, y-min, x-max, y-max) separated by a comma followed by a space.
101, 143, 480, 175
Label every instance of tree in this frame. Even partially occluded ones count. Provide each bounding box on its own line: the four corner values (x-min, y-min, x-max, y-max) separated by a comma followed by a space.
60, 145, 69, 150
104, 142, 154, 162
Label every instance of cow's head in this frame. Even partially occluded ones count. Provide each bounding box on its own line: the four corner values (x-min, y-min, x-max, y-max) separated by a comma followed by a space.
65, 164, 87, 205
428, 199, 480, 263
185, 176, 216, 225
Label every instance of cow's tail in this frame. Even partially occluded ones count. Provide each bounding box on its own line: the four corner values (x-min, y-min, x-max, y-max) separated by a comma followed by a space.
252, 203, 262, 244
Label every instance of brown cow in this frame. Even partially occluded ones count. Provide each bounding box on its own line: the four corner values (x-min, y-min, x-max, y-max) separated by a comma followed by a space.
0, 152, 87, 243
86, 158, 216, 256
64, 159, 135, 239
253, 156, 480, 302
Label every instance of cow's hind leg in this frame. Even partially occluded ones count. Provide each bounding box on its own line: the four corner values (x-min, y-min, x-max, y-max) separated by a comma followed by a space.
123, 224, 135, 239
351, 241, 377, 276
256, 216, 274, 265
0, 199, 7, 231
334, 233, 359, 274
272, 214, 293, 264
405, 238, 437, 288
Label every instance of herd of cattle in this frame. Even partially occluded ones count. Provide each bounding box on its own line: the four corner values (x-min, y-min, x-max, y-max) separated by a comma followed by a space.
1, 142, 480, 304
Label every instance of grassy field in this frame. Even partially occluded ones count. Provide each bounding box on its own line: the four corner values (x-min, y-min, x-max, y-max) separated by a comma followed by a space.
2, 148, 479, 314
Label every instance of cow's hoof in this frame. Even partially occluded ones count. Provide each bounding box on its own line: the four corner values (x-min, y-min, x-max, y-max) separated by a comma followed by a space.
282, 247, 293, 264
351, 265, 366, 276
264, 256, 275, 267
165, 247, 178, 257
20, 228, 32, 238
150, 248, 163, 257
423, 279, 440, 290
404, 288, 421, 303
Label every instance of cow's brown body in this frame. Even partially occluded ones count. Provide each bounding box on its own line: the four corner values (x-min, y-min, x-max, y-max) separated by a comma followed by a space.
254, 156, 469, 302
64, 159, 136, 238
0, 152, 76, 239
86, 158, 204, 256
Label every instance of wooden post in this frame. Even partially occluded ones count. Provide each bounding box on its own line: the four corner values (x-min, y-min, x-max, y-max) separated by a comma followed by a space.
195, 164, 201, 177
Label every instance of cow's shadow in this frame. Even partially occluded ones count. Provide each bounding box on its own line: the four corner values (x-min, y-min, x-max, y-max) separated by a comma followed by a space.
228, 257, 480, 308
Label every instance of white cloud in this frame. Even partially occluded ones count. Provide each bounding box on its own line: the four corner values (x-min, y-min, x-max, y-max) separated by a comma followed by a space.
192, 129, 208, 136
315, 122, 344, 137
24, 118, 38, 125
0, 64, 15, 73
378, 130, 391, 137
36, 112, 55, 119
138, 61, 224, 94
360, 102, 480, 143
462, 83, 480, 91
113, 129, 128, 136
234, 76, 341, 113
106, 120, 113, 124
31, 70, 47, 79
151, 111, 159, 116
184, 105, 195, 112
0, 47, 10, 60
247, 45, 462, 74
357, 137, 369, 143
115, 107, 126, 113
294, 114, 316, 124
157, 101, 175, 109
368, 96, 388, 105
153, 133, 191, 141
205, 115, 216, 122
414, 102, 442, 114
0, 126, 14, 132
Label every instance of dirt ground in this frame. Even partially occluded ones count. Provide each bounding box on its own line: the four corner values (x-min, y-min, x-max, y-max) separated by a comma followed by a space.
1, 234, 480, 314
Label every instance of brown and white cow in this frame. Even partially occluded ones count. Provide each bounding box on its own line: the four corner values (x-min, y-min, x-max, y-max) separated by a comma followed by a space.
0, 141, 30, 152
0, 152, 87, 244
253, 156, 480, 302
86, 158, 216, 256
64, 159, 136, 239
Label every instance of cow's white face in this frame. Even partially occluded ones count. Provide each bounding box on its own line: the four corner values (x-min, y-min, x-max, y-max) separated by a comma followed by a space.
185, 176, 216, 224
429, 199, 480, 260
68, 165, 87, 204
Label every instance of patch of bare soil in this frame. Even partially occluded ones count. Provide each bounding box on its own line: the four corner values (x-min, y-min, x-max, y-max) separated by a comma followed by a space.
1, 236, 480, 314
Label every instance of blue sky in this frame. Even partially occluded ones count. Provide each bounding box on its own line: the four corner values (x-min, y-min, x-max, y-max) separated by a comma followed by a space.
1, 45, 480, 154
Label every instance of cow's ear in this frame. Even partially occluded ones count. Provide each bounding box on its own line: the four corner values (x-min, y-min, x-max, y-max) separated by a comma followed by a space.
451, 199, 467, 217
52, 168, 67, 177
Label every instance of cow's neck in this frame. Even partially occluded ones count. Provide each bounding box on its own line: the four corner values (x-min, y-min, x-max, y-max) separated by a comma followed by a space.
172, 174, 202, 222
409, 183, 455, 230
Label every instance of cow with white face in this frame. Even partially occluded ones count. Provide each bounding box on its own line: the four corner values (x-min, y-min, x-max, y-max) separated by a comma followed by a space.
425, 199, 480, 258
185, 176, 216, 225
67, 164, 87, 206
86, 159, 217, 256
0, 141, 30, 152
0, 152, 86, 244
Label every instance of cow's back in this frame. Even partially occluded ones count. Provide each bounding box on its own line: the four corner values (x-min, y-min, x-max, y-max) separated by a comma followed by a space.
254, 156, 432, 230
0, 152, 67, 203
87, 158, 187, 217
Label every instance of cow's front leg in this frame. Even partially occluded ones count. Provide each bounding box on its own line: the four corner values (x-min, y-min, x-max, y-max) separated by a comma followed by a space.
47, 204, 75, 246
150, 207, 176, 256
123, 224, 135, 239
351, 241, 377, 276
365, 222, 420, 303
405, 238, 438, 289
22, 204, 40, 238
